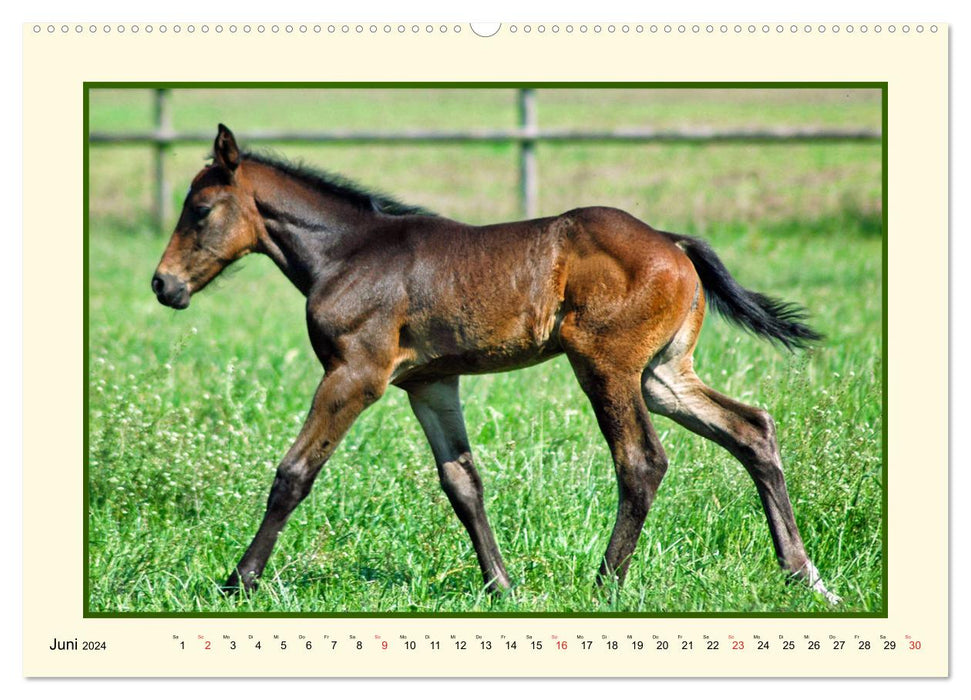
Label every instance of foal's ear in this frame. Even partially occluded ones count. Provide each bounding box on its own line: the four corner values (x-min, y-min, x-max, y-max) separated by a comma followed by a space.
214, 123, 240, 173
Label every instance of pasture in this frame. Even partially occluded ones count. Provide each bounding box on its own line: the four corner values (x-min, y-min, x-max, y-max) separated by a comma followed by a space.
86, 88, 883, 614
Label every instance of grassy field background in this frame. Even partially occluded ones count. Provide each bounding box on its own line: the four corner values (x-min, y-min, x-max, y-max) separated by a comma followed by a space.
87, 88, 883, 614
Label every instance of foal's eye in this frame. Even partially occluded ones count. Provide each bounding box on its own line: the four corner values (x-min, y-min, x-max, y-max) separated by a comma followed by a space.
193, 204, 212, 219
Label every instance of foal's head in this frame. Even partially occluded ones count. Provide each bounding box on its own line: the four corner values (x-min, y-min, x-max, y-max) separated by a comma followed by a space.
152, 124, 260, 309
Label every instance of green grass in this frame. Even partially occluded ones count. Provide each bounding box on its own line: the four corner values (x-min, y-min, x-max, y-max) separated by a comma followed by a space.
86, 88, 883, 615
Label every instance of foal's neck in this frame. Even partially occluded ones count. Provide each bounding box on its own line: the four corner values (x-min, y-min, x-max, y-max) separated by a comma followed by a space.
246, 161, 374, 296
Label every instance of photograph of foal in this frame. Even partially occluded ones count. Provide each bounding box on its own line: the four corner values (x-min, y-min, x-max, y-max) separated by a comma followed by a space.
152, 125, 840, 605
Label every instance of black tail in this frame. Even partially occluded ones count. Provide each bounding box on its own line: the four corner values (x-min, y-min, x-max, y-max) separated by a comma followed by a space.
664, 232, 822, 351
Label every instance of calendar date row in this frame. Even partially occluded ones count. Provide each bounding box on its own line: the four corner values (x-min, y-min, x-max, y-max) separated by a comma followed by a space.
174, 634, 922, 653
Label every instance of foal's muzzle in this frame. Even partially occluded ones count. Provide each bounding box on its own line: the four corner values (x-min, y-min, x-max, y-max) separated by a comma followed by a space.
152, 272, 190, 309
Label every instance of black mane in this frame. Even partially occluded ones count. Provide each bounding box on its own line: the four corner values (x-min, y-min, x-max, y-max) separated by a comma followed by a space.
241, 150, 436, 217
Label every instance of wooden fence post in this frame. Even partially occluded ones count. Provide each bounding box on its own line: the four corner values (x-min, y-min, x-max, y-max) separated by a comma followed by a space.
518, 88, 538, 219
86, 89, 880, 228
154, 88, 173, 230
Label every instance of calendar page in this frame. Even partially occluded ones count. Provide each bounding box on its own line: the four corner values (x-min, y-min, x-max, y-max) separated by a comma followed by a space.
22, 21, 947, 677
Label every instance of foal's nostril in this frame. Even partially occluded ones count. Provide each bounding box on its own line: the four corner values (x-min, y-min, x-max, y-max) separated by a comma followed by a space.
152, 272, 190, 309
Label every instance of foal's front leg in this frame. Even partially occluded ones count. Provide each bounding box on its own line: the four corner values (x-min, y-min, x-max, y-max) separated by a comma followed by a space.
226, 364, 387, 592
406, 377, 512, 593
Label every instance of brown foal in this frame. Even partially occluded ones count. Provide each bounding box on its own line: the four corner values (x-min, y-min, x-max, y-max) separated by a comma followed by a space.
152, 125, 839, 604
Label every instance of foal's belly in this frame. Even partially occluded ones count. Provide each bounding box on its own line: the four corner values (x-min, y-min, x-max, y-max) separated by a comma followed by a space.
390, 307, 565, 384
391, 345, 564, 385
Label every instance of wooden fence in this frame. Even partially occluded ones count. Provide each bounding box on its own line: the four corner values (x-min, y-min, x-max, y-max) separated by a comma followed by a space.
89, 89, 882, 227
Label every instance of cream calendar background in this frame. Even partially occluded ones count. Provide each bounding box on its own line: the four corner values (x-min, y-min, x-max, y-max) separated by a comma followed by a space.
18, 12, 949, 682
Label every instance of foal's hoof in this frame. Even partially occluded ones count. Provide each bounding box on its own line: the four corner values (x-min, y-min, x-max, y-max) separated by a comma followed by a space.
591, 573, 624, 606
485, 573, 513, 598
222, 570, 258, 596
822, 590, 842, 606
793, 560, 841, 606
811, 581, 842, 606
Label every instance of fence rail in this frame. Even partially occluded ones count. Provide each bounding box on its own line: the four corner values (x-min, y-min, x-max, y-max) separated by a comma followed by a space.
89, 89, 883, 226
90, 126, 884, 145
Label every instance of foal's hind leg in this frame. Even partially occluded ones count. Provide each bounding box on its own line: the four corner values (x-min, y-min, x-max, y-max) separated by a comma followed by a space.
564, 355, 669, 588
406, 377, 511, 593
643, 349, 840, 604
